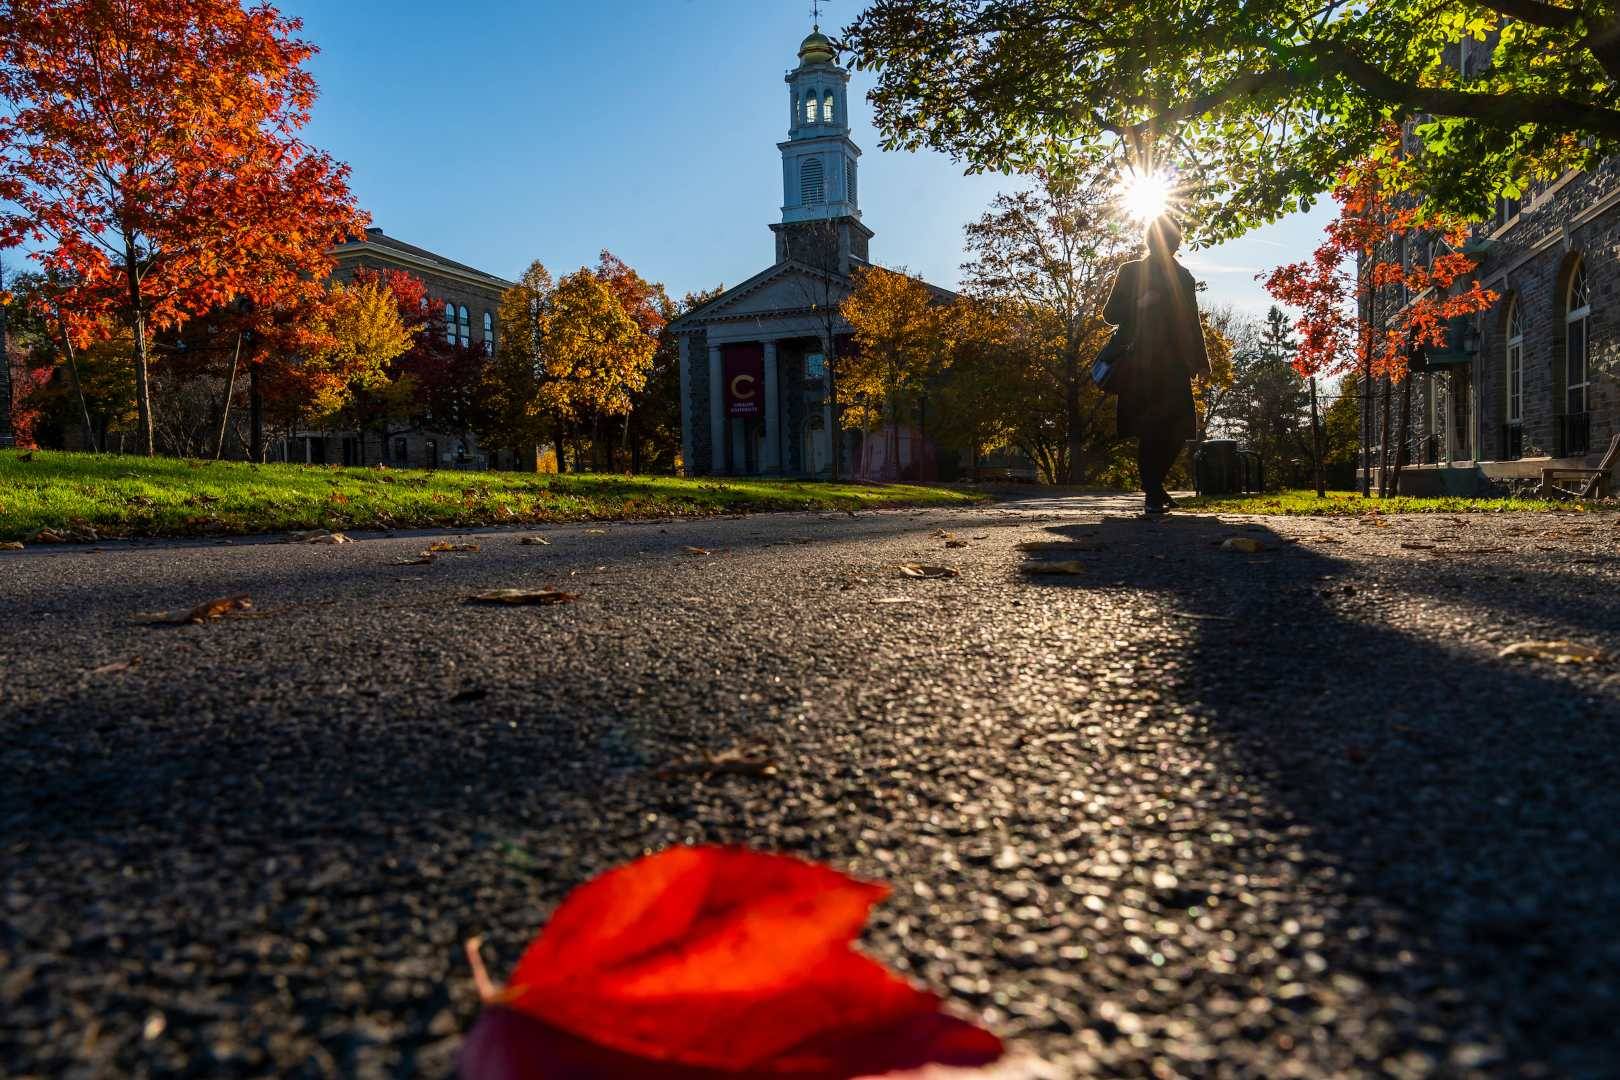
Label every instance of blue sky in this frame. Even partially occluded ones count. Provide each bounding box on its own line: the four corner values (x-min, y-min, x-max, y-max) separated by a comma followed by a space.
278, 0, 1331, 313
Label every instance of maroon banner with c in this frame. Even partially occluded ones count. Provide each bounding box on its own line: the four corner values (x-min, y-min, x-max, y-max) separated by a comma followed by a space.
724, 343, 765, 418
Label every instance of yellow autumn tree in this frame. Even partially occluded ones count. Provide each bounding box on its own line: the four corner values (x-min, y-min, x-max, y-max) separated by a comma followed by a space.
542, 268, 657, 423
838, 266, 959, 431
483, 260, 555, 465
301, 277, 413, 418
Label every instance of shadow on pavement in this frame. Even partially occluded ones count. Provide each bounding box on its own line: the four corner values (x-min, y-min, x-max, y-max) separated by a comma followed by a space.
1024, 512, 1620, 1076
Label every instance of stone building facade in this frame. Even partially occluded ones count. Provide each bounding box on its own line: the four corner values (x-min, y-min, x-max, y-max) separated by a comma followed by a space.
1388, 44, 1620, 491
668, 29, 948, 478
288, 227, 514, 469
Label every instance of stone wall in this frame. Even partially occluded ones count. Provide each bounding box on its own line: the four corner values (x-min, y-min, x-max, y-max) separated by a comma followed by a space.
685, 328, 712, 474
1407, 161, 1620, 463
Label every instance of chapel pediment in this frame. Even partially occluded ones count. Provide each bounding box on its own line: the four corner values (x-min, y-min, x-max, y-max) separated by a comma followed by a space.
673, 261, 852, 328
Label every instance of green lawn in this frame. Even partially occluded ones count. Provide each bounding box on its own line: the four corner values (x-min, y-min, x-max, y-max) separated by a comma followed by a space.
0, 450, 980, 542
1180, 488, 1594, 516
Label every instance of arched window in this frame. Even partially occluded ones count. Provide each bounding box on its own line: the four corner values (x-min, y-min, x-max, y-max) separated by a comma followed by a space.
457, 305, 471, 348
444, 302, 456, 345
821, 92, 834, 123
1566, 262, 1591, 451
483, 310, 494, 356
805, 92, 818, 124
846, 159, 857, 205
800, 157, 825, 204
1506, 298, 1523, 425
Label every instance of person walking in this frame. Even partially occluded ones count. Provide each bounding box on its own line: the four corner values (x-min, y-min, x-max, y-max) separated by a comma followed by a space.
1102, 216, 1210, 513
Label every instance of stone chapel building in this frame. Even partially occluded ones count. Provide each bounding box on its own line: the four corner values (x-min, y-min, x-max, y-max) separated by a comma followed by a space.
668, 29, 948, 478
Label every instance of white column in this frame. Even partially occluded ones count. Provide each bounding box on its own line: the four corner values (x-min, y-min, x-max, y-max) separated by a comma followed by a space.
762, 340, 780, 474
709, 343, 726, 475
677, 335, 694, 474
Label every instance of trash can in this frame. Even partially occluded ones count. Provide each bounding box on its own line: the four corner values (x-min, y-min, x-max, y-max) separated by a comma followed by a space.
1236, 449, 1265, 493
1194, 440, 1240, 495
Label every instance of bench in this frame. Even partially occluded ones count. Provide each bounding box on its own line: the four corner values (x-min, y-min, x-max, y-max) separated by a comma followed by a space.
1539, 432, 1620, 498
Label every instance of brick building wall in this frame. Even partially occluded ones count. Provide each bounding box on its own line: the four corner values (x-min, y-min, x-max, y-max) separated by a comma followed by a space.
321, 228, 514, 469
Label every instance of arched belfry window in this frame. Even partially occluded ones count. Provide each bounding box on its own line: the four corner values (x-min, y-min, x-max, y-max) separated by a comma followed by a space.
1566, 261, 1591, 430
822, 92, 834, 123
805, 92, 818, 124
801, 157, 825, 204
444, 302, 456, 344
1506, 298, 1523, 425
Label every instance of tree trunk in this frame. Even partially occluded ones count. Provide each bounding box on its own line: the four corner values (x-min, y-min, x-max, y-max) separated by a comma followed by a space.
249, 363, 264, 463
215, 332, 242, 460
1391, 375, 1414, 496
56, 314, 98, 453
825, 333, 841, 483
1063, 351, 1082, 485
1360, 304, 1374, 496
1309, 375, 1324, 497
122, 246, 155, 456
1376, 375, 1393, 497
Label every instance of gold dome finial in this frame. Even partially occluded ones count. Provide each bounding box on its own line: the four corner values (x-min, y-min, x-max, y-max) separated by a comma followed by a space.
799, 0, 837, 64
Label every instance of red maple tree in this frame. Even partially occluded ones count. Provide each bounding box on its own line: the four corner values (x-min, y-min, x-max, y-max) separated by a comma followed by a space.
0, 0, 366, 455
1263, 137, 1498, 384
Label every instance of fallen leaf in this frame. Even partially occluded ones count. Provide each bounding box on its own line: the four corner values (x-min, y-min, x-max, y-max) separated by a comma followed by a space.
898, 563, 960, 579
683, 546, 711, 556
466, 588, 580, 606
88, 657, 141, 676
393, 555, 435, 566
427, 541, 480, 553
0, 541, 23, 551
1220, 537, 1265, 553
1015, 540, 1098, 552
1498, 640, 1606, 663
944, 539, 969, 549
585, 528, 607, 535
458, 846, 1003, 1077
138, 595, 253, 625
1021, 560, 1086, 575
930, 528, 957, 539
307, 531, 352, 544
519, 536, 551, 546
655, 745, 777, 780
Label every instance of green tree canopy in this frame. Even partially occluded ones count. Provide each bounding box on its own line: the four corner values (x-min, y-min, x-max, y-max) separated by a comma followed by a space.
843, 0, 1619, 238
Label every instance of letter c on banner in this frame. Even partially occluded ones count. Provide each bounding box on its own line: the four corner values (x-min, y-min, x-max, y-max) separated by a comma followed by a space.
731, 373, 756, 399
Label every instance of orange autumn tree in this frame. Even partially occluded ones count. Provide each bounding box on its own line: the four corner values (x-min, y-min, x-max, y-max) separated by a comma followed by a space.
0, 0, 366, 455
1264, 135, 1497, 493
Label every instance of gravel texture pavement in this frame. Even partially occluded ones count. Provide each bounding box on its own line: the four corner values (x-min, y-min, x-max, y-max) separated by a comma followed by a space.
2, 495, 1618, 1078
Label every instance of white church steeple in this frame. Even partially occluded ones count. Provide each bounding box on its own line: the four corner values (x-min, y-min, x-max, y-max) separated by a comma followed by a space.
773, 25, 872, 273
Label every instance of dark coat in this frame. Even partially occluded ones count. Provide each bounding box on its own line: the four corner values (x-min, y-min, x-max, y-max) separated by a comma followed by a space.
1102, 254, 1210, 443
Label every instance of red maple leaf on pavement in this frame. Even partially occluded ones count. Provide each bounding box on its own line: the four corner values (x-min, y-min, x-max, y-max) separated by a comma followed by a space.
459, 845, 1004, 1079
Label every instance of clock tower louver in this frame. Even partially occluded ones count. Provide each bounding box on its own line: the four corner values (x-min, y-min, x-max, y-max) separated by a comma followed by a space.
770, 28, 872, 275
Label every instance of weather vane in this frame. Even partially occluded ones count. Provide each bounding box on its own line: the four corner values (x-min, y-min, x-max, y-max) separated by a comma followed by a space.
811, 0, 824, 30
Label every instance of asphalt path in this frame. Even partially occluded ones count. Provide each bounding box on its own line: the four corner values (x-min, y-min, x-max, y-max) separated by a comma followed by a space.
3, 495, 1619, 1077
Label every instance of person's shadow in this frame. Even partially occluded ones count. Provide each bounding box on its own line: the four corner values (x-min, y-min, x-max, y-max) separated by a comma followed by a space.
1026, 512, 1620, 1076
